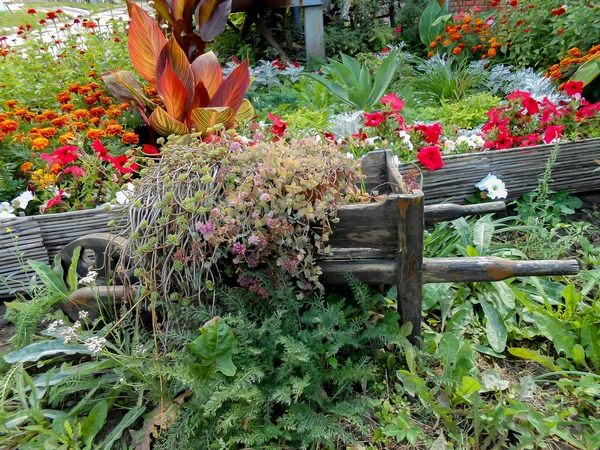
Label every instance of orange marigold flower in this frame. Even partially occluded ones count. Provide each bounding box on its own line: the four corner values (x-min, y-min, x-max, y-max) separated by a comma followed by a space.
13, 108, 29, 118
71, 109, 90, 120
50, 163, 62, 175
451, 33, 462, 41
5, 100, 18, 109
488, 48, 497, 57
0, 113, 9, 121
51, 116, 69, 128
452, 47, 462, 55
11, 133, 25, 143
429, 42, 438, 48
443, 39, 452, 46
122, 132, 139, 145
29, 132, 42, 140
0, 119, 18, 133
0, 131, 3, 143
87, 128, 106, 140
88, 117, 101, 126
39, 127, 57, 138
568, 48, 582, 57
42, 110, 58, 121
34, 114, 46, 123
557, 29, 564, 35
461, 24, 470, 32
119, 102, 130, 110
59, 132, 76, 144
67, 84, 80, 93
56, 92, 71, 104
105, 124, 124, 136
31, 137, 50, 150
428, 51, 434, 58
143, 86, 158, 97
84, 95, 99, 106
100, 97, 113, 106
435, 35, 443, 42
88, 71, 98, 78
90, 106, 106, 118
60, 103, 75, 113
88, 82, 99, 90
20, 162, 33, 172
78, 85, 92, 95
107, 107, 122, 118
72, 121, 88, 131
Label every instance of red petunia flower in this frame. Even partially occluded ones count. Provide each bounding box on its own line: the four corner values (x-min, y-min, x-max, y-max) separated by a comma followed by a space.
417, 146, 444, 170
111, 154, 138, 174
63, 166, 87, 178
141, 144, 160, 155
521, 96, 539, 115
45, 190, 65, 211
416, 123, 443, 144
380, 93, 405, 111
543, 125, 565, 144
364, 111, 384, 127
563, 80, 584, 96
551, 7, 566, 16
92, 139, 111, 161
268, 112, 288, 137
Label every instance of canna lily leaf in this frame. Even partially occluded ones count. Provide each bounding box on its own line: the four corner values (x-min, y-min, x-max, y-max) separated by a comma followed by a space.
157, 36, 196, 104
149, 106, 189, 136
127, 1, 166, 88
171, 0, 187, 21
151, 0, 175, 24
190, 107, 235, 133
190, 50, 223, 98
186, 81, 211, 124
198, 0, 232, 42
234, 99, 255, 122
101, 69, 151, 107
157, 62, 189, 121
209, 58, 251, 113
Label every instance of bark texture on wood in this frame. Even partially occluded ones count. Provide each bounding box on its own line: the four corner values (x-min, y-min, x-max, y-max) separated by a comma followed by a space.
424, 201, 506, 224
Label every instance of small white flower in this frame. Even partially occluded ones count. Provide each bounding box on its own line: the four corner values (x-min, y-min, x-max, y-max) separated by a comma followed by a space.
161, 23, 169, 29
47, 319, 64, 332
476, 174, 508, 199
345, 152, 354, 159
471, 135, 485, 148
12, 190, 35, 210
443, 140, 456, 154
365, 137, 380, 146
79, 270, 98, 285
0, 202, 15, 219
114, 182, 134, 205
60, 323, 80, 344
78, 310, 89, 320
456, 136, 470, 146
84, 336, 107, 355
119, 377, 125, 384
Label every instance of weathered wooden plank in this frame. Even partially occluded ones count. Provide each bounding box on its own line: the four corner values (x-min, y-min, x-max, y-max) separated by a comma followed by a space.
396, 190, 424, 344
318, 259, 396, 284
360, 149, 389, 193
424, 201, 506, 224
397, 138, 600, 204
385, 150, 404, 194
304, 5, 325, 60
422, 257, 580, 283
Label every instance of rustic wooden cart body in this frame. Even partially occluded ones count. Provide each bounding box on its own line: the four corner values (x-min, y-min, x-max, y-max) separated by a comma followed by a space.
55, 150, 580, 344
397, 138, 600, 205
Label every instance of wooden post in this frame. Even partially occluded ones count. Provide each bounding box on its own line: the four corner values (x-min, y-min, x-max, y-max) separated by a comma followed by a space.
304, 5, 325, 60
396, 190, 424, 345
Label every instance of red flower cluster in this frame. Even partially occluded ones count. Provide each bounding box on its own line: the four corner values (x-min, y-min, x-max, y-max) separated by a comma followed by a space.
92, 139, 139, 173
482, 88, 600, 150
267, 112, 288, 138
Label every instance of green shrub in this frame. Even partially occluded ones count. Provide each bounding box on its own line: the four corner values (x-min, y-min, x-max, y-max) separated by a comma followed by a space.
415, 92, 501, 131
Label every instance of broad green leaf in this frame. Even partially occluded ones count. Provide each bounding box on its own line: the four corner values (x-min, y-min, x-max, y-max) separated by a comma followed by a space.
51, 254, 65, 280
67, 246, 82, 292
418, 0, 448, 47
531, 312, 577, 356
436, 332, 460, 373
422, 283, 453, 311
473, 344, 505, 359
571, 344, 586, 367
396, 370, 427, 397
481, 370, 509, 391
328, 59, 359, 89
508, 348, 560, 371
570, 53, 600, 86
347, 87, 369, 110
431, 13, 452, 27
367, 52, 398, 109
456, 376, 481, 398
189, 317, 236, 380
99, 406, 146, 450
480, 296, 507, 353
358, 65, 372, 93
486, 281, 515, 310
581, 323, 600, 369
302, 74, 352, 106
451, 217, 472, 249
340, 53, 362, 81
32, 361, 114, 390
81, 400, 108, 447
453, 341, 475, 380
4, 340, 92, 364
27, 260, 68, 296
473, 215, 494, 256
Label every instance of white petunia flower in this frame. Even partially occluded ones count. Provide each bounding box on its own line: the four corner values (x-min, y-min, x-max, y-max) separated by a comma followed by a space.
12, 190, 35, 210
0, 202, 15, 219
114, 182, 135, 205
443, 140, 456, 154
476, 174, 508, 199
471, 135, 486, 148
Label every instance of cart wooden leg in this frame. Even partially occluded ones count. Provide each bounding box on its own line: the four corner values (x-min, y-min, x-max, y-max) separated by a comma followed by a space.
397, 191, 424, 345
304, 5, 325, 60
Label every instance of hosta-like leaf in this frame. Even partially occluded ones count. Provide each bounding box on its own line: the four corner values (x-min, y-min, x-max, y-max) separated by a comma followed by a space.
234, 99, 255, 122
480, 295, 507, 353
4, 340, 92, 364
190, 107, 234, 133
198, 0, 232, 42
149, 106, 189, 136
157, 36, 195, 103
508, 348, 560, 371
128, 1, 166, 87
101, 70, 150, 107
28, 259, 68, 296
473, 214, 494, 256
157, 62, 188, 121
190, 51, 223, 98
188, 316, 236, 380
570, 53, 600, 86
209, 58, 250, 113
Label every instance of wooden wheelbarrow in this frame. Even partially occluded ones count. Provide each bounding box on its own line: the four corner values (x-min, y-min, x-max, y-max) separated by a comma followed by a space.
57, 150, 580, 343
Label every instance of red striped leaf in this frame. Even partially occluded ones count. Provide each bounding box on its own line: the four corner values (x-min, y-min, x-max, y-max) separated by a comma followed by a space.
128, 2, 166, 88
208, 58, 250, 113
198, 0, 232, 42
190, 51, 223, 98
186, 81, 211, 126
157, 36, 195, 104
157, 62, 188, 122
190, 107, 234, 134
101, 69, 150, 107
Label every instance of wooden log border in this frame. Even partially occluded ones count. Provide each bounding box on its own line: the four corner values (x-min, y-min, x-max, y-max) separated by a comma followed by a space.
396, 138, 600, 205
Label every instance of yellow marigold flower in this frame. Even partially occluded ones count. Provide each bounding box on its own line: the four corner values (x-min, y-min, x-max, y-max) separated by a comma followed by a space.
31, 137, 51, 150
0, 119, 18, 133
31, 169, 55, 188
50, 163, 62, 175
20, 162, 33, 172
59, 132, 76, 144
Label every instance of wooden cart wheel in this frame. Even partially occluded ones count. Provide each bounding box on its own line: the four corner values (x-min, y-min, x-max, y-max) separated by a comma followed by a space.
57, 233, 134, 321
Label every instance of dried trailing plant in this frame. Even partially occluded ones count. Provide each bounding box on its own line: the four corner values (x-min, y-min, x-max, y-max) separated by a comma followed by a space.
119, 130, 361, 311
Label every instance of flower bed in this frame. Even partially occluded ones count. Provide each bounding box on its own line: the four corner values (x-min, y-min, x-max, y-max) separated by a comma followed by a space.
397, 138, 600, 205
